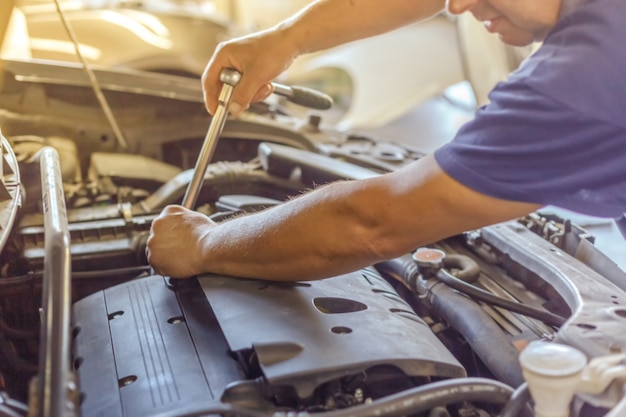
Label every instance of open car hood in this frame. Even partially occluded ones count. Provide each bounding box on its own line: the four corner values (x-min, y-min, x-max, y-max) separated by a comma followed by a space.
0, 1, 17, 55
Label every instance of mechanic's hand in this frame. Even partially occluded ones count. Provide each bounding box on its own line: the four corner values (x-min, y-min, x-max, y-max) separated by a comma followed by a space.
202, 28, 298, 116
146, 205, 214, 278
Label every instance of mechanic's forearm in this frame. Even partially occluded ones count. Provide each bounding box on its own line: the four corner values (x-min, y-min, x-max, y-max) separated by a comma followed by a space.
197, 180, 390, 281
276, 0, 446, 56
195, 155, 539, 282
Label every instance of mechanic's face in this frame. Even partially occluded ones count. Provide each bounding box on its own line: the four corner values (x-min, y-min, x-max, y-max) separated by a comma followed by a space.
446, 0, 562, 46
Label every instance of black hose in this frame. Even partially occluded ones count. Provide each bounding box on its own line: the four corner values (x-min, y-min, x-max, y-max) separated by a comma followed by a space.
153, 378, 515, 417
0, 265, 151, 287
435, 269, 566, 327
375, 254, 419, 291
499, 382, 533, 417
151, 402, 275, 417
427, 283, 526, 387
443, 254, 481, 282
376, 256, 526, 387
375, 251, 566, 327
297, 377, 515, 417
70, 265, 152, 279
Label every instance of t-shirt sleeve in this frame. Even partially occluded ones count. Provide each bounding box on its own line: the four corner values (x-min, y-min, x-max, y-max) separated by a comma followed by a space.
434, 78, 626, 218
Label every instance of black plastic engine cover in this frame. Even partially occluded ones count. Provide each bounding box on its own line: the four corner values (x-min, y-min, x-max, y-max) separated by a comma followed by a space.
73, 276, 242, 417
73, 269, 465, 417
199, 268, 465, 398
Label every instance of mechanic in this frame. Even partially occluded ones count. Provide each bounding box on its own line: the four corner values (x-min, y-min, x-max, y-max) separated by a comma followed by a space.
146, 0, 626, 281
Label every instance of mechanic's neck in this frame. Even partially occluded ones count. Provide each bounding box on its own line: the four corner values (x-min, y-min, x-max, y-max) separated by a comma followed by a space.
559, 0, 590, 18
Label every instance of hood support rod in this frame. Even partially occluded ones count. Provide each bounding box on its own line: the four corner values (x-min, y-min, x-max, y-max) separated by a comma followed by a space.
53, 0, 128, 150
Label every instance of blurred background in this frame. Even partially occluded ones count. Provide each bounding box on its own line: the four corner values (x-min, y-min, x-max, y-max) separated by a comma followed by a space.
3, 0, 532, 145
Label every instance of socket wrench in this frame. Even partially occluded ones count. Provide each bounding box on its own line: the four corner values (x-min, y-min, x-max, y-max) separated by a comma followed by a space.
181, 69, 333, 210
181, 68, 241, 210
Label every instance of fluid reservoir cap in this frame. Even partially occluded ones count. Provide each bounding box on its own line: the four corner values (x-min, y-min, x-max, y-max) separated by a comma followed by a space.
412, 247, 446, 269
520, 341, 587, 377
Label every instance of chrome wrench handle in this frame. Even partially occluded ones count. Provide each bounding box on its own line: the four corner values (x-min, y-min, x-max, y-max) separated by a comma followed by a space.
182, 68, 242, 210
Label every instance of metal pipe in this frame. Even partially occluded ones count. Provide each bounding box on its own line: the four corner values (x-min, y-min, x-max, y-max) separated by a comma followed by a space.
35, 147, 73, 417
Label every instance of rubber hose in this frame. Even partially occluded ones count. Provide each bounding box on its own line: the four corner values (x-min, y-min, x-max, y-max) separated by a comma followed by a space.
285, 378, 516, 417
443, 254, 481, 282
376, 257, 526, 388
375, 254, 418, 290
435, 269, 566, 327
499, 382, 533, 417
430, 283, 527, 387
151, 402, 271, 417
155, 378, 517, 417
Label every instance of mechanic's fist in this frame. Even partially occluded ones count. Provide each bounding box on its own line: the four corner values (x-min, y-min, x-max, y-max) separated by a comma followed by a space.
146, 205, 214, 278
202, 29, 297, 116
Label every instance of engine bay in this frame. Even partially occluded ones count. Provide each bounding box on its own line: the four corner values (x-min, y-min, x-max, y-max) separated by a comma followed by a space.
1, 57, 626, 417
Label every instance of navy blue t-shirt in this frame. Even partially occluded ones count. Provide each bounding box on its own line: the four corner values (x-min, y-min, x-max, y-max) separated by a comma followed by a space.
434, 0, 626, 219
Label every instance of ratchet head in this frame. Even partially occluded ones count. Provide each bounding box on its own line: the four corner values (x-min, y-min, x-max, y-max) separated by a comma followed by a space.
220, 68, 242, 86
218, 68, 332, 110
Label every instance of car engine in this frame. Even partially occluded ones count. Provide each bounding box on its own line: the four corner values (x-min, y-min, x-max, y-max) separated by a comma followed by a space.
1, 56, 626, 417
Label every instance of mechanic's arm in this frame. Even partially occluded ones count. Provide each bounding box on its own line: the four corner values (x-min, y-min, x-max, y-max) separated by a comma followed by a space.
203, 0, 446, 115
146, 154, 540, 281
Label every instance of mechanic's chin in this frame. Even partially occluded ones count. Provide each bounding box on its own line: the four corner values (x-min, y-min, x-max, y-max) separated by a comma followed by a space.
484, 20, 537, 47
